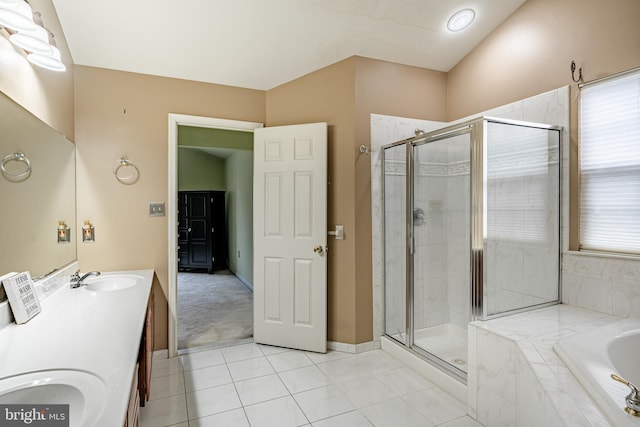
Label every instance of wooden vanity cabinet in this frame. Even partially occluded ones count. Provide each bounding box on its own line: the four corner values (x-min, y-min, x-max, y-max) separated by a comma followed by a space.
125, 288, 154, 427
138, 289, 154, 404
124, 364, 140, 427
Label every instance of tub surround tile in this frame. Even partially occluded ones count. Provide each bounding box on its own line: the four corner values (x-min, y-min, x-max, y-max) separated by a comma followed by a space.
563, 252, 640, 318
475, 386, 516, 427
469, 305, 621, 427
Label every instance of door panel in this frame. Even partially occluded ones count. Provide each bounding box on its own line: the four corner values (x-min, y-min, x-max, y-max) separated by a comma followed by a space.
254, 123, 327, 353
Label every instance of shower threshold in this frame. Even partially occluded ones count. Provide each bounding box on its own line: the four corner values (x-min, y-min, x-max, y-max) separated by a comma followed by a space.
413, 323, 468, 373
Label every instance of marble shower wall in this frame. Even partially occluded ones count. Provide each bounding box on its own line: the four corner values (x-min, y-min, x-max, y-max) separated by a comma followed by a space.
371, 86, 570, 343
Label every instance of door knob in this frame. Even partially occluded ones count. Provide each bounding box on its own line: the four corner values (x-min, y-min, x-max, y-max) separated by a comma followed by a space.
313, 245, 324, 254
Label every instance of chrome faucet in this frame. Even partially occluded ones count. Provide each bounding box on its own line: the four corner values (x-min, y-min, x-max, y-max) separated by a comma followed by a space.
611, 374, 640, 417
70, 271, 101, 288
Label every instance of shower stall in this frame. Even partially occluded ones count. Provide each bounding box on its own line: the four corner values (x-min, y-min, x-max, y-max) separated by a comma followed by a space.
382, 117, 561, 381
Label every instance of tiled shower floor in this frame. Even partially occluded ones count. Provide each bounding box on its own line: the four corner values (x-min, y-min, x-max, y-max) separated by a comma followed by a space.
413, 324, 468, 372
140, 342, 482, 426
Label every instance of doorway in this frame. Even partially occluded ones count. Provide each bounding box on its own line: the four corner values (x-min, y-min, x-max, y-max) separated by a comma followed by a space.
168, 114, 263, 357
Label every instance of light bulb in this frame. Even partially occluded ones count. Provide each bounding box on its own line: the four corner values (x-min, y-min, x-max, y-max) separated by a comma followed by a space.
0, 0, 36, 32
27, 46, 66, 72
447, 9, 475, 32
10, 25, 52, 55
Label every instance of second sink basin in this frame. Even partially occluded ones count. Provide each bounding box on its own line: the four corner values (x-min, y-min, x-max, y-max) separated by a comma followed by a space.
83, 274, 143, 292
0, 370, 106, 427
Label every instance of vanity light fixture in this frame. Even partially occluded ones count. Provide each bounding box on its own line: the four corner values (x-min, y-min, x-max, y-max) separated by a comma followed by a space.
0, 2, 66, 72
447, 8, 475, 32
28, 44, 65, 71
0, 0, 36, 32
9, 24, 51, 55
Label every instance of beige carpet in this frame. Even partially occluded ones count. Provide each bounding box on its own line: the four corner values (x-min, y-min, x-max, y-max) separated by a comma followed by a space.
178, 271, 253, 350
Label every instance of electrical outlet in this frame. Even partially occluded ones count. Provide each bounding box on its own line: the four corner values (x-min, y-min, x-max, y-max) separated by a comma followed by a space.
237, 250, 241, 258
149, 202, 165, 217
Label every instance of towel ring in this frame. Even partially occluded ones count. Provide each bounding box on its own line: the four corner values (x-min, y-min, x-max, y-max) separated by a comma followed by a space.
113, 157, 139, 185
1, 152, 31, 181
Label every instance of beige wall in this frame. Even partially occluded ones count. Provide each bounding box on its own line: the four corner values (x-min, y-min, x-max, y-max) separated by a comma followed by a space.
74, 66, 265, 350
266, 58, 358, 343
354, 57, 447, 342
447, 0, 640, 249
0, 0, 73, 138
266, 57, 447, 344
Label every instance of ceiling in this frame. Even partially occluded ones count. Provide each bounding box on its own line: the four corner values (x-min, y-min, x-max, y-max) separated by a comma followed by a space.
51, 0, 527, 91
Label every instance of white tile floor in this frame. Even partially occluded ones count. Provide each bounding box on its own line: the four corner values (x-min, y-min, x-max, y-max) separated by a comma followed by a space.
140, 342, 484, 427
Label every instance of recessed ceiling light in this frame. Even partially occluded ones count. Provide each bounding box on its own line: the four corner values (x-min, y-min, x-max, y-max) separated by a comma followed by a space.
447, 8, 475, 32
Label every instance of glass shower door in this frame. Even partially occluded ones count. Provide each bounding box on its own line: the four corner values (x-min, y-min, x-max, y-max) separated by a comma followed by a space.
412, 133, 471, 374
383, 143, 408, 345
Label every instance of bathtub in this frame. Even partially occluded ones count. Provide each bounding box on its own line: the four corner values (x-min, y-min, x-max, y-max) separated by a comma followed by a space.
555, 317, 640, 427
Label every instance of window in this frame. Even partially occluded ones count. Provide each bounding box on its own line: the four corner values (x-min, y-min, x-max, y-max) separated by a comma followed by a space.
579, 69, 640, 254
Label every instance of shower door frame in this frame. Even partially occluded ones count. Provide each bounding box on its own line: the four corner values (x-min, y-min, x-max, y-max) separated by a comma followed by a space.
381, 116, 563, 384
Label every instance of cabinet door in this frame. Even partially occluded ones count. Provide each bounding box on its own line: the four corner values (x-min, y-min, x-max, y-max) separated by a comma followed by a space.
187, 192, 212, 269
177, 192, 189, 268
211, 191, 227, 270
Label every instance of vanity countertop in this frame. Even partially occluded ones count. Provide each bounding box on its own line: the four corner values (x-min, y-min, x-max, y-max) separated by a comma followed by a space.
0, 268, 154, 427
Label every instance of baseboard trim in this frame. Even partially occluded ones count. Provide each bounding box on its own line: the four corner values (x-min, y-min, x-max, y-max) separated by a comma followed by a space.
327, 340, 380, 354
153, 349, 169, 360
234, 272, 253, 292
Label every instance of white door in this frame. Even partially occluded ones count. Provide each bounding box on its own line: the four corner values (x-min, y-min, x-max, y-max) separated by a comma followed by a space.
253, 122, 327, 353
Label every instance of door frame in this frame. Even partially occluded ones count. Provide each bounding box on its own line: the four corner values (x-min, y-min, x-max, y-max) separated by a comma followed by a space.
168, 113, 263, 357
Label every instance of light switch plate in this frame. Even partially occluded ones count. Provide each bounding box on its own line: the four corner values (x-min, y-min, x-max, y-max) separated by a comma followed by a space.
149, 202, 165, 217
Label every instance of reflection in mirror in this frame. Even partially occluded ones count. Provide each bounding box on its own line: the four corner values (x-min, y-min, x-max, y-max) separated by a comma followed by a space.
0, 92, 76, 302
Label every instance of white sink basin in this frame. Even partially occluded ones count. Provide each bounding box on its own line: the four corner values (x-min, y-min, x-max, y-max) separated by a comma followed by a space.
83, 274, 143, 292
0, 370, 106, 427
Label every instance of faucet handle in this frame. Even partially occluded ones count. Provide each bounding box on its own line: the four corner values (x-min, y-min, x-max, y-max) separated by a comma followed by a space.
612, 374, 639, 393
70, 271, 80, 280
611, 374, 640, 416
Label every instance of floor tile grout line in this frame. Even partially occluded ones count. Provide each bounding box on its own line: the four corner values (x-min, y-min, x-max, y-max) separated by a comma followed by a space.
263, 346, 312, 426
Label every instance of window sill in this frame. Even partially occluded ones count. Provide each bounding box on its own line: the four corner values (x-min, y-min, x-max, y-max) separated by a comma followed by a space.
565, 250, 640, 262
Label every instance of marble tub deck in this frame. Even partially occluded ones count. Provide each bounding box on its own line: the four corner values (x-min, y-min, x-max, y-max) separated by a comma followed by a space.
468, 304, 628, 427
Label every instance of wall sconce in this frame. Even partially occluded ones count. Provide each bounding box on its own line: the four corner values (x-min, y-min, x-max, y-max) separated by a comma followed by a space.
82, 220, 95, 243
0, 1, 66, 72
57, 220, 70, 243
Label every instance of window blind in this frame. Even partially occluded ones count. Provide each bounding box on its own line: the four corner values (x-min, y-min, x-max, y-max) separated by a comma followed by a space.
579, 69, 640, 253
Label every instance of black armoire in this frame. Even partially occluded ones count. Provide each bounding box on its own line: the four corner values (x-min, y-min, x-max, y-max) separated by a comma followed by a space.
178, 191, 226, 273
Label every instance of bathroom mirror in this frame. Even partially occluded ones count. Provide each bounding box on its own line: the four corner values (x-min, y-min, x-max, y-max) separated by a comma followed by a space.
0, 92, 76, 301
